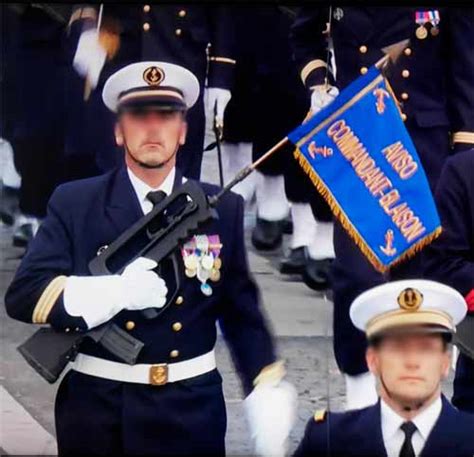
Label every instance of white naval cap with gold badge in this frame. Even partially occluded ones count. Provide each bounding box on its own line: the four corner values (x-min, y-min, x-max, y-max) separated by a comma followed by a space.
102, 61, 200, 113
350, 279, 467, 339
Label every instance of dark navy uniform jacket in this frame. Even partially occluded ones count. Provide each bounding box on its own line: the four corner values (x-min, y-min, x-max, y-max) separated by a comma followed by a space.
294, 396, 474, 457
5, 166, 276, 454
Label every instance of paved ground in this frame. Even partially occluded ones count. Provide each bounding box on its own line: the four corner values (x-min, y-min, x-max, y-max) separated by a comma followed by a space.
0, 145, 454, 455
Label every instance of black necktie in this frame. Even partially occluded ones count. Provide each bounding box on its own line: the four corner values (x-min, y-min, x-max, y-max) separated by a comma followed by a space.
146, 190, 167, 233
399, 421, 417, 457
146, 190, 167, 207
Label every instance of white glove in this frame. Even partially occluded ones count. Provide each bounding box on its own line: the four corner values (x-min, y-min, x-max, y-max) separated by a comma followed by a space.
244, 380, 298, 457
73, 29, 107, 89
205, 88, 232, 124
310, 85, 339, 114
64, 257, 168, 329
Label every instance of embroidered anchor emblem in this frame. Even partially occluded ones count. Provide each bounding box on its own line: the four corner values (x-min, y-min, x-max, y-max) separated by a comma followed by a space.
380, 229, 397, 257
308, 141, 333, 159
373, 88, 390, 114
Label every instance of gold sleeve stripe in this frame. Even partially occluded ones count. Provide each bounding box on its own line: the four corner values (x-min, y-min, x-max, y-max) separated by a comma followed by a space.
253, 360, 286, 387
32, 276, 68, 324
453, 131, 474, 144
209, 56, 237, 65
68, 7, 98, 27
300, 59, 327, 85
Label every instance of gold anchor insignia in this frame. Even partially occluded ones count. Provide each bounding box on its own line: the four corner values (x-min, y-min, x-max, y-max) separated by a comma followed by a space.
143, 66, 165, 86
380, 229, 397, 257
398, 288, 423, 311
149, 364, 168, 385
373, 88, 390, 114
308, 141, 333, 159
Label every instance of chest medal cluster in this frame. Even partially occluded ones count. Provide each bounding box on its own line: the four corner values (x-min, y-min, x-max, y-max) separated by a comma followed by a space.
415, 10, 440, 40
181, 234, 223, 296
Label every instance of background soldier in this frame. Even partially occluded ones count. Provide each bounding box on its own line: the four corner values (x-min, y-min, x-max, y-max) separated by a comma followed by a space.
4, 61, 296, 456
424, 149, 474, 413
221, 6, 334, 290
294, 280, 474, 457
291, 6, 474, 408
67, 4, 236, 180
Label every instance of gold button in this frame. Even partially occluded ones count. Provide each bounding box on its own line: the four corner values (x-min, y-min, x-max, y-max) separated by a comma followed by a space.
360, 66, 368, 75
404, 47, 412, 56
143, 22, 150, 32
175, 296, 184, 305
143, 5, 150, 13
170, 350, 179, 358
175, 28, 182, 36
401, 92, 409, 100
402, 69, 410, 78
401, 113, 407, 121
172, 322, 182, 332
178, 9, 186, 17
359, 45, 367, 54
125, 321, 136, 331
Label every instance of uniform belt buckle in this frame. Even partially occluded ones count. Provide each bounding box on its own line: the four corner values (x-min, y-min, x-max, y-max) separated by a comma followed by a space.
149, 363, 168, 386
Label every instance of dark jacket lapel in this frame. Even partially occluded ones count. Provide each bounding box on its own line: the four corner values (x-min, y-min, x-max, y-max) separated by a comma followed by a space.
420, 395, 465, 457
105, 166, 144, 235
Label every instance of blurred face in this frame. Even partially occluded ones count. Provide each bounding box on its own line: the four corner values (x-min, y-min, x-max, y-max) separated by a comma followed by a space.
367, 333, 450, 410
115, 109, 187, 169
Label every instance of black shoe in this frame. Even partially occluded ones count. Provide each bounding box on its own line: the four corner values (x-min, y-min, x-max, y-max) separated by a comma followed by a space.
0, 185, 19, 226
13, 223, 34, 248
302, 258, 334, 291
280, 246, 309, 274
251, 217, 284, 251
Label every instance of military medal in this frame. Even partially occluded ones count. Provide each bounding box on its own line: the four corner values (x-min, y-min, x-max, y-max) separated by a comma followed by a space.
416, 25, 428, 40
185, 268, 196, 278
200, 283, 213, 296
209, 268, 221, 282
430, 10, 440, 36
415, 11, 428, 40
184, 254, 198, 270
201, 254, 214, 271
181, 234, 222, 296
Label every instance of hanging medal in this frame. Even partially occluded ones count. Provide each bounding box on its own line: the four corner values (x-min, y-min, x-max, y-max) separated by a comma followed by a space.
415, 11, 428, 40
430, 10, 440, 36
208, 235, 223, 283
182, 240, 198, 278
195, 235, 213, 296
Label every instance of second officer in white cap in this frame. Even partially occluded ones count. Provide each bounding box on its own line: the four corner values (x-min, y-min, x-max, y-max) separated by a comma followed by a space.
294, 279, 474, 457
5, 61, 296, 456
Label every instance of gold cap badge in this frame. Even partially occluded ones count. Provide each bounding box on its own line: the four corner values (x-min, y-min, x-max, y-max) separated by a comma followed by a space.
143, 66, 164, 86
397, 288, 423, 311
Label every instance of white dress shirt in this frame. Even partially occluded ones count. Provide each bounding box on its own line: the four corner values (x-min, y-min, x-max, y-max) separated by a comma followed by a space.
381, 396, 442, 457
127, 167, 176, 215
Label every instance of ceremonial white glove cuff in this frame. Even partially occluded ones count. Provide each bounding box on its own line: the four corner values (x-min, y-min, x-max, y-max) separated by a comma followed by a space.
244, 380, 298, 457
310, 85, 339, 114
64, 257, 167, 329
205, 88, 232, 123
73, 29, 107, 89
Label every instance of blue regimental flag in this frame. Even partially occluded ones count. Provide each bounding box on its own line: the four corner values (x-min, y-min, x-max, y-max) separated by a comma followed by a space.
288, 65, 441, 272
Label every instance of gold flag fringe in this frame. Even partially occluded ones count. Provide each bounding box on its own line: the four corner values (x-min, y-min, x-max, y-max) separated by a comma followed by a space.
293, 148, 442, 273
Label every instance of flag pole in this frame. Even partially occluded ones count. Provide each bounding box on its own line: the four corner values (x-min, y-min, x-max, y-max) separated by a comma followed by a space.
208, 137, 289, 205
